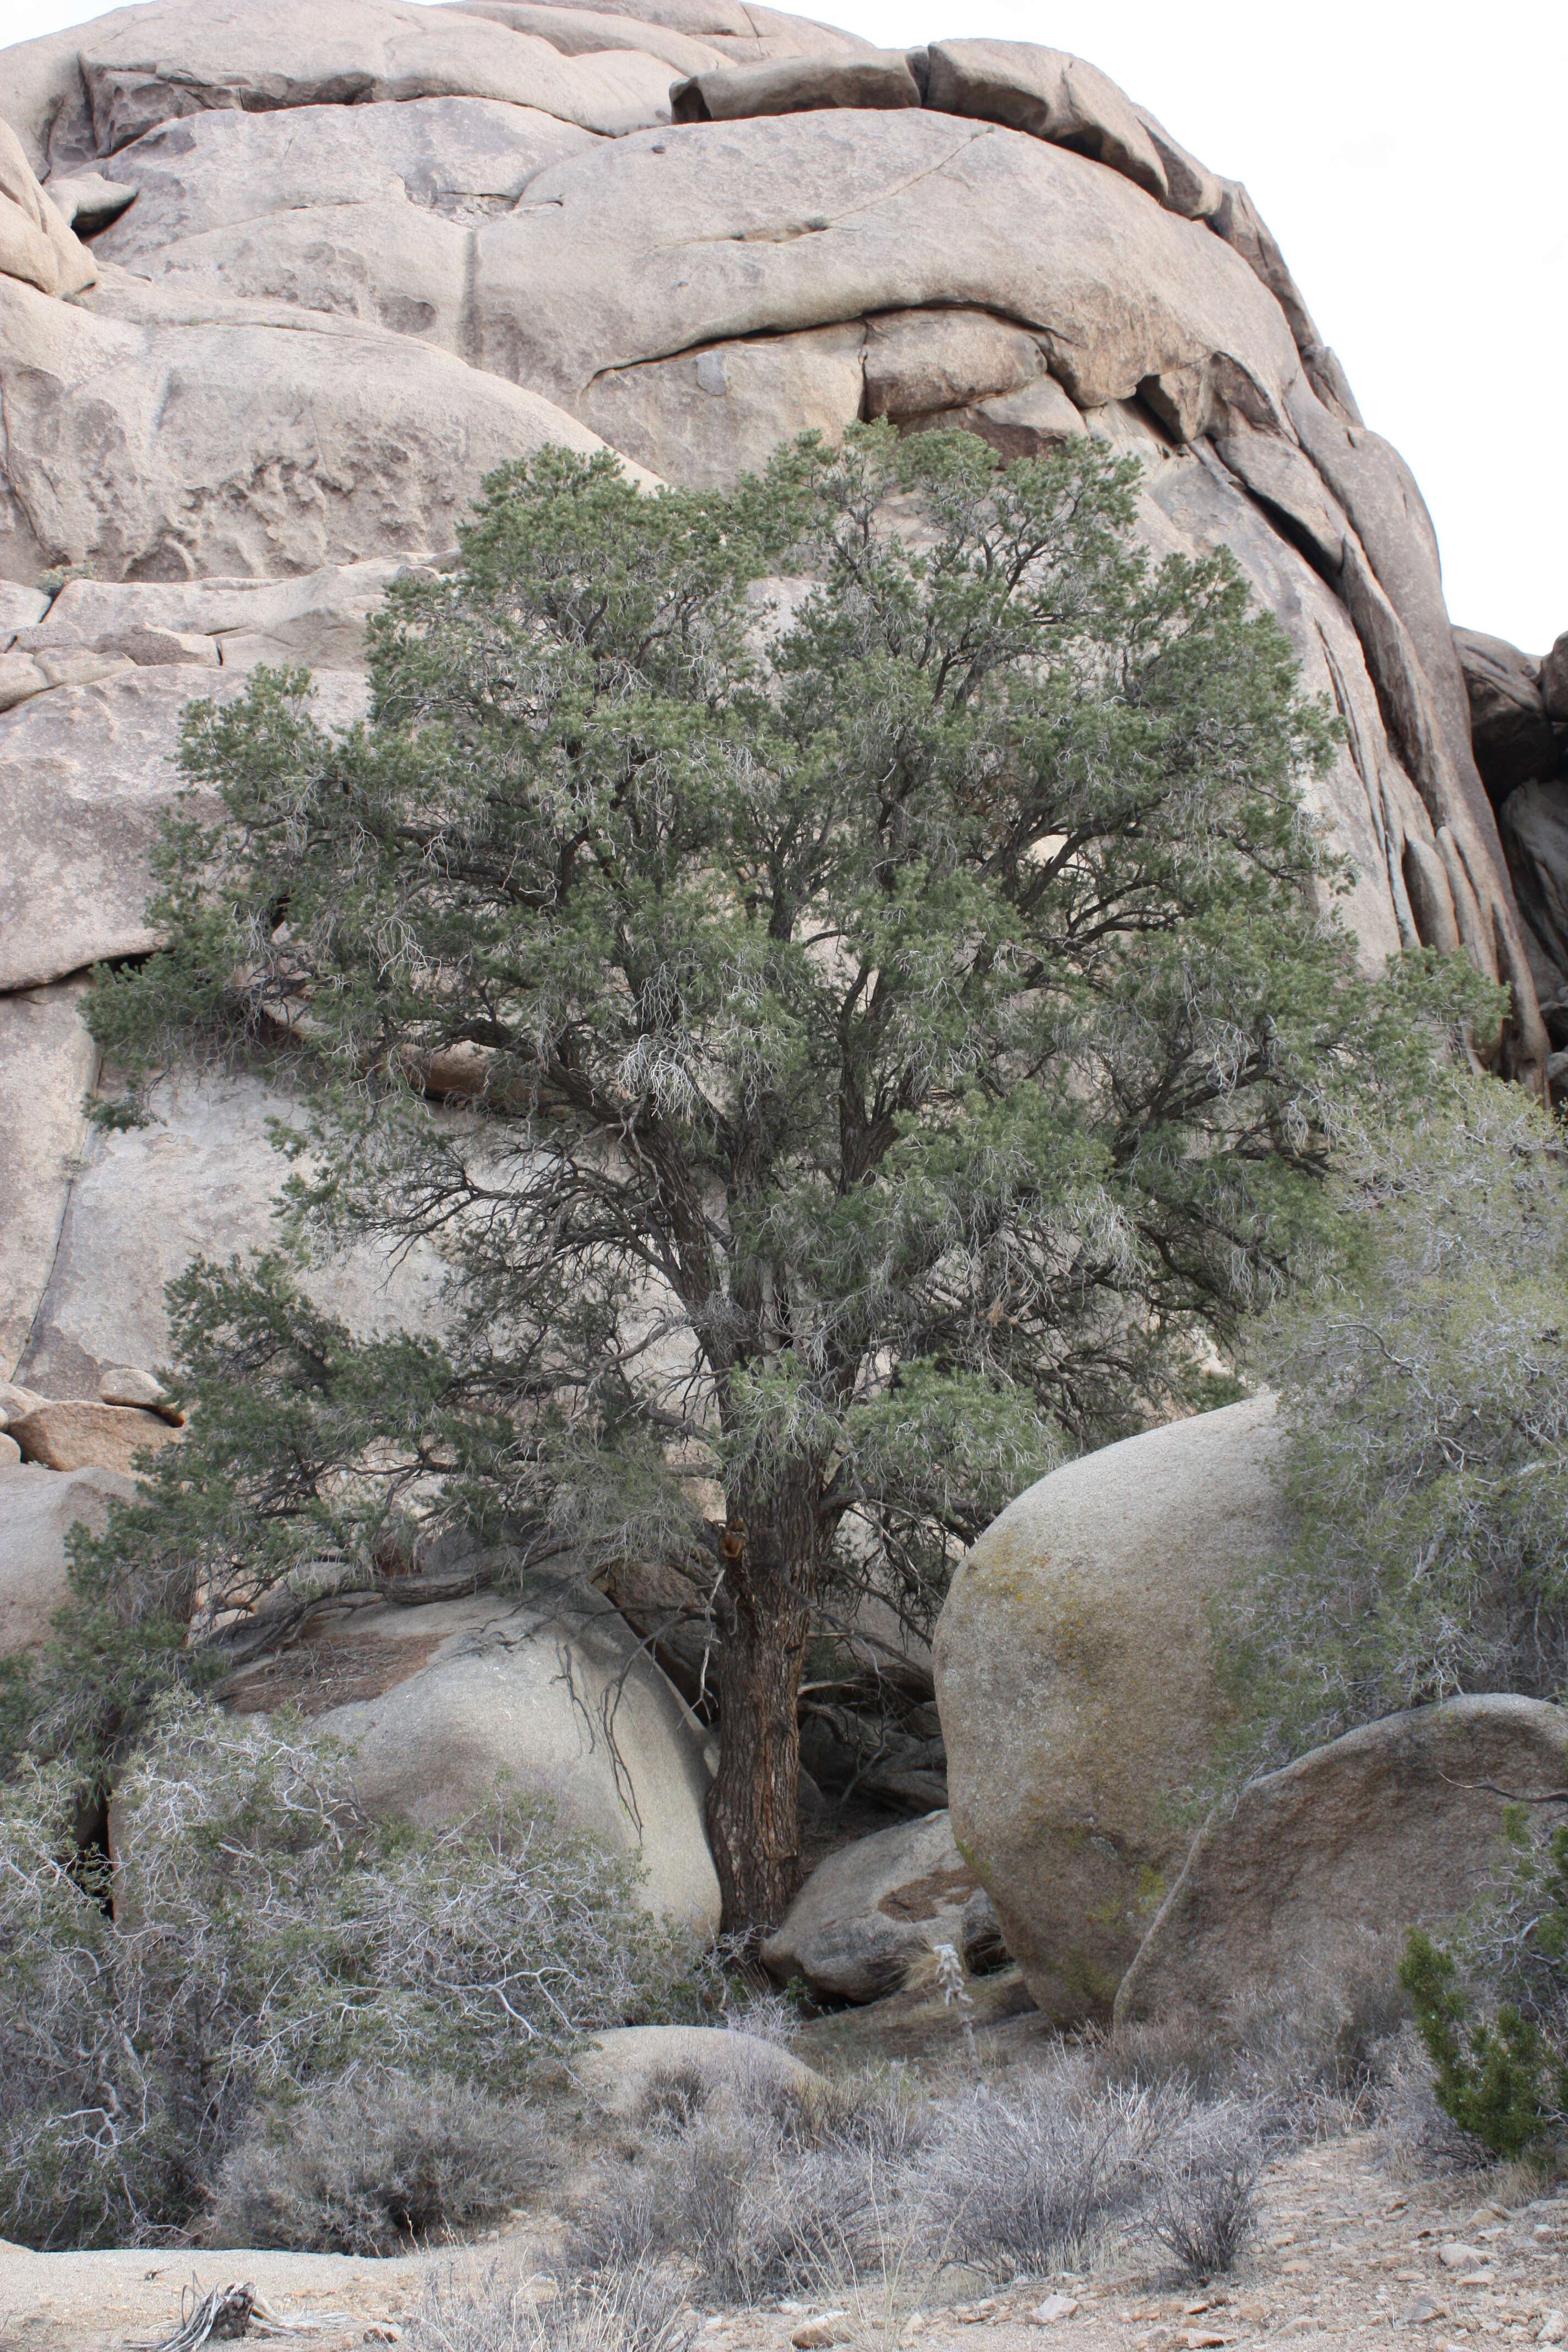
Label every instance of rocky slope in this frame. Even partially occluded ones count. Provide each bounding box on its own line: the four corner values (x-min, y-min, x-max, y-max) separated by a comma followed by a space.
0, 2, 1551, 1468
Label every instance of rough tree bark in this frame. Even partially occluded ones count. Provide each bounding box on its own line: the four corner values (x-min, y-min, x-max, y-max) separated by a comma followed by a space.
704, 1476, 818, 1932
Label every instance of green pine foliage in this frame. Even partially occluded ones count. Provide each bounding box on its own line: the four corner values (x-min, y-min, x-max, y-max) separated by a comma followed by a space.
64, 423, 1466, 1919
1398, 1794, 1568, 2156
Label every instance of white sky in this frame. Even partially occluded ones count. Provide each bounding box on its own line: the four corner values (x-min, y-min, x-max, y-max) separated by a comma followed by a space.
8, 0, 1564, 657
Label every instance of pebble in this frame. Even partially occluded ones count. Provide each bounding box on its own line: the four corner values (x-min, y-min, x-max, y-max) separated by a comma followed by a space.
1402, 2296, 1450, 2324
792, 2318, 849, 2349
1539, 2315, 1566, 2345
1444, 2245, 1490, 2269
1033, 2298, 1079, 2325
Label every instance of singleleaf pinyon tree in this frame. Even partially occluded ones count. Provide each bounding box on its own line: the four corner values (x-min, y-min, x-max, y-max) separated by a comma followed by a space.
83, 424, 1423, 1928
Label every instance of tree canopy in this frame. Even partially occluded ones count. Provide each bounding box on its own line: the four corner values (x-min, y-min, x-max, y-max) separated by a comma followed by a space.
74, 423, 1456, 1925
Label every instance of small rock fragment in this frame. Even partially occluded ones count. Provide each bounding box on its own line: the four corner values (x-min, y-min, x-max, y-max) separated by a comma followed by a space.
99, 1365, 183, 1422
1401, 2298, 1449, 2326
1034, 2297, 1080, 2324
1441, 2244, 1487, 2269
10, 1398, 181, 1474
1539, 2315, 1566, 2346
792, 2317, 848, 2349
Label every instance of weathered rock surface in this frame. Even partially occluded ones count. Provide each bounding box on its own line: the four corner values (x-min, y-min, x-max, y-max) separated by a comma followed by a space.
15, 1071, 451, 1402
98, 1365, 179, 1415
671, 50, 922, 122
581, 321, 867, 490
924, 41, 1169, 202
453, 3, 725, 77
92, 98, 596, 264
1544, 634, 1568, 726
933, 1393, 1287, 2024
0, 1462, 137, 1656
72, 0, 676, 153
1499, 781, 1568, 1016
473, 113, 1302, 424
281, 1583, 722, 1931
9, 1396, 181, 1474
0, 986, 98, 1381
572, 2023, 822, 2117
761, 1809, 997, 2001
1116, 1696, 1568, 2032
1455, 628, 1558, 802
0, 274, 637, 588
0, 664, 365, 993
0, 118, 95, 297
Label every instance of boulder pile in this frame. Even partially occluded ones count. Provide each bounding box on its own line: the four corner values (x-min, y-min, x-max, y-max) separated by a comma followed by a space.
934, 1404, 1568, 2036
1, 0, 1558, 1953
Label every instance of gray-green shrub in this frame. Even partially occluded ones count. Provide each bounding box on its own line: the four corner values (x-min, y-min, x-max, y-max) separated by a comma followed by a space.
1215, 1074, 1568, 1783
209, 2072, 549, 2254
0, 1692, 691, 2248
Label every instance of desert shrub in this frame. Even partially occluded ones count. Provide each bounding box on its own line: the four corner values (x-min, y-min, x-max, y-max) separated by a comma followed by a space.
572, 2102, 881, 2301
1398, 1800, 1568, 2158
1213, 1076, 1568, 1785
0, 1693, 693, 2248
919, 2062, 1173, 2275
412, 2264, 690, 2352
1148, 2098, 1267, 2282
209, 2072, 549, 2254
572, 2057, 923, 2300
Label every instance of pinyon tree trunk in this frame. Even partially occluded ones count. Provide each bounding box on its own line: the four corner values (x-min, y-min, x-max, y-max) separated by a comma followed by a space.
704, 1482, 818, 1931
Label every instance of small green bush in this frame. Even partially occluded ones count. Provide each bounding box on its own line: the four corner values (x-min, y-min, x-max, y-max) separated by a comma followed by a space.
1397, 1799, 1568, 2157
1398, 1929, 1560, 2158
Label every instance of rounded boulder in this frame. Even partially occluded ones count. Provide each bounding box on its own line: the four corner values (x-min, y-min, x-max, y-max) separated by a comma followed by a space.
932, 1391, 1285, 2023
1117, 1694, 1568, 2033
761, 1809, 998, 2002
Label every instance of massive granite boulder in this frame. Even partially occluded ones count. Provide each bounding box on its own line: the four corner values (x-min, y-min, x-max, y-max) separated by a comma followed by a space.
932, 1393, 1287, 2024
1116, 1696, 1568, 2034
0, 1, 1546, 1471
228, 1580, 723, 1932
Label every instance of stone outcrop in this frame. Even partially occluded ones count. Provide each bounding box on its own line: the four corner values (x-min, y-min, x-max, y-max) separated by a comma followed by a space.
15, 1070, 451, 1404
8, 1396, 180, 1475
1116, 1696, 1568, 2033
0, 985, 99, 1381
933, 1393, 1287, 2024
761, 1809, 998, 2001
1456, 628, 1560, 804
571, 2024, 823, 2117
237, 1582, 722, 1932
1450, 627, 1568, 1033
0, 1461, 137, 1657
0, 119, 95, 296
0, 2, 1551, 1797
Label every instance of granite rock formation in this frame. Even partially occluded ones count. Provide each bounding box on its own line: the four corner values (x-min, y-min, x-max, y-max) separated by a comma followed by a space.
0, 10, 1548, 1886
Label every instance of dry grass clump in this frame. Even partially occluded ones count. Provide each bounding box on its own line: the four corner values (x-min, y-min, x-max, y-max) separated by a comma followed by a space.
921, 2061, 1175, 2276
1147, 2098, 1270, 2284
560, 2042, 1271, 2310
570, 2061, 903, 2302
412, 2264, 690, 2352
208, 2072, 551, 2256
